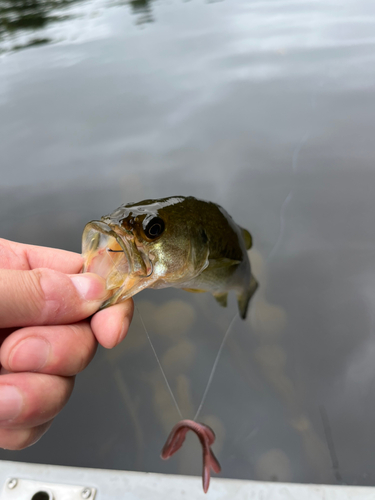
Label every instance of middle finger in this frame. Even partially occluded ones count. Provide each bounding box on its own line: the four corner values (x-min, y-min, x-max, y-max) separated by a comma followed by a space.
0, 321, 97, 376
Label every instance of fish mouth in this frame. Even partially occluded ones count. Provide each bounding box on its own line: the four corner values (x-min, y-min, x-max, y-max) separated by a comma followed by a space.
82, 220, 153, 309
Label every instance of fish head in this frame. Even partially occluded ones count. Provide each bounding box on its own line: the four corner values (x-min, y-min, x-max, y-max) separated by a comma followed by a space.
82, 197, 210, 308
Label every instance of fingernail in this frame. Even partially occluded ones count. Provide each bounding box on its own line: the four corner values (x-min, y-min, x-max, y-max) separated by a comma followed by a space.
0, 385, 23, 421
9, 337, 50, 372
69, 274, 107, 301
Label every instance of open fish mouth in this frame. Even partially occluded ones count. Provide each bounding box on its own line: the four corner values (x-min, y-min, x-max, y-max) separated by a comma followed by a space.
82, 220, 153, 308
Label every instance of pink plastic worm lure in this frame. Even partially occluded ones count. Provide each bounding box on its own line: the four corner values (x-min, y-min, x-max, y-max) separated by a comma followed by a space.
161, 419, 221, 493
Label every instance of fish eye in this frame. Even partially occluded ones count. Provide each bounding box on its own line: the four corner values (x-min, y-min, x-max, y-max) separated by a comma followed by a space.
144, 217, 165, 239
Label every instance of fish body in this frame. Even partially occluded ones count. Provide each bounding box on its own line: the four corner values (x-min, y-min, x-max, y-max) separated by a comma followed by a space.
82, 196, 257, 318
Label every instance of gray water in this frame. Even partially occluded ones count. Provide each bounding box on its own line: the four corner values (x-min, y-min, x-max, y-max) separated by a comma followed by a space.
1, 0, 375, 486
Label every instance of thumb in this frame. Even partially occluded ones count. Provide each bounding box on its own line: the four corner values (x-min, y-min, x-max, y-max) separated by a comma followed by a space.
0, 269, 109, 328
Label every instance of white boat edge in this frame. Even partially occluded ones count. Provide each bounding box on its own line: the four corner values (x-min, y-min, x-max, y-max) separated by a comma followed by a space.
1, 459, 374, 499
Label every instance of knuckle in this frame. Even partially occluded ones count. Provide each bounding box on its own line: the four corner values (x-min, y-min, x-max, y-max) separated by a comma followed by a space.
0, 239, 19, 269
26, 269, 66, 324
21, 270, 46, 320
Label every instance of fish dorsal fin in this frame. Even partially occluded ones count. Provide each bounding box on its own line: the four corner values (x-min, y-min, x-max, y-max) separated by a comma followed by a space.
208, 258, 241, 269
241, 228, 253, 250
213, 292, 228, 308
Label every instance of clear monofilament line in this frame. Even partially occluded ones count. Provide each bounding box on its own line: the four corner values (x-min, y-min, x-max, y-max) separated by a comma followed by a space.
193, 314, 238, 422
135, 304, 183, 420
137, 302, 237, 423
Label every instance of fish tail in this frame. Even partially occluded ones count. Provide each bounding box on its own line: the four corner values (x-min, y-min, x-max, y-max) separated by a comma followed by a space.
237, 275, 258, 319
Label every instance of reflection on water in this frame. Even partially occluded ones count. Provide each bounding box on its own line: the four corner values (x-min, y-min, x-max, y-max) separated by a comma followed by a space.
1, 0, 375, 489
128, 0, 153, 24
0, 0, 83, 51
0, 0, 154, 52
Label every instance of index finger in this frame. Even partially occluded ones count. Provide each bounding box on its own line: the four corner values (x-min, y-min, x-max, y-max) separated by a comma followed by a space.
0, 238, 83, 274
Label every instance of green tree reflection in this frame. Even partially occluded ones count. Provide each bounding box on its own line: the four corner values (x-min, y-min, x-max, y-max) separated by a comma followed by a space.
0, 0, 82, 51
113, 0, 154, 25
129, 0, 153, 24
0, 0, 157, 53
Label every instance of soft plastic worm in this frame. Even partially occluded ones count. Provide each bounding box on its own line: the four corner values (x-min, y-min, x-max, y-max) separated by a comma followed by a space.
161, 419, 221, 493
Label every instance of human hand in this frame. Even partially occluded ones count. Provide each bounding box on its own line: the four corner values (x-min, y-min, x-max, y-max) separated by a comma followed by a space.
0, 238, 134, 450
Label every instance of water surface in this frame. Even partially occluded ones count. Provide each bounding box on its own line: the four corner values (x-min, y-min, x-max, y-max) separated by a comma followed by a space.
1, 0, 375, 486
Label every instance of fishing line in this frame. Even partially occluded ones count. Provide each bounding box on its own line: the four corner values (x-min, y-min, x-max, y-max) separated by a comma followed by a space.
137, 302, 237, 422
135, 303, 183, 419
106, 248, 125, 276
266, 131, 310, 263
194, 313, 238, 421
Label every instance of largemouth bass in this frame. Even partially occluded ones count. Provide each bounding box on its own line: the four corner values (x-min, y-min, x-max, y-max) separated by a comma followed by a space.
82, 196, 258, 318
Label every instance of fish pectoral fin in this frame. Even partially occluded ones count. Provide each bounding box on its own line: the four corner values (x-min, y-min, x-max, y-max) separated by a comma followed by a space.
208, 258, 241, 269
213, 292, 228, 308
237, 275, 259, 319
182, 288, 207, 293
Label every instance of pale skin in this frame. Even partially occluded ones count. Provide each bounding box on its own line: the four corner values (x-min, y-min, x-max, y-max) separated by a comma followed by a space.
0, 238, 134, 450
